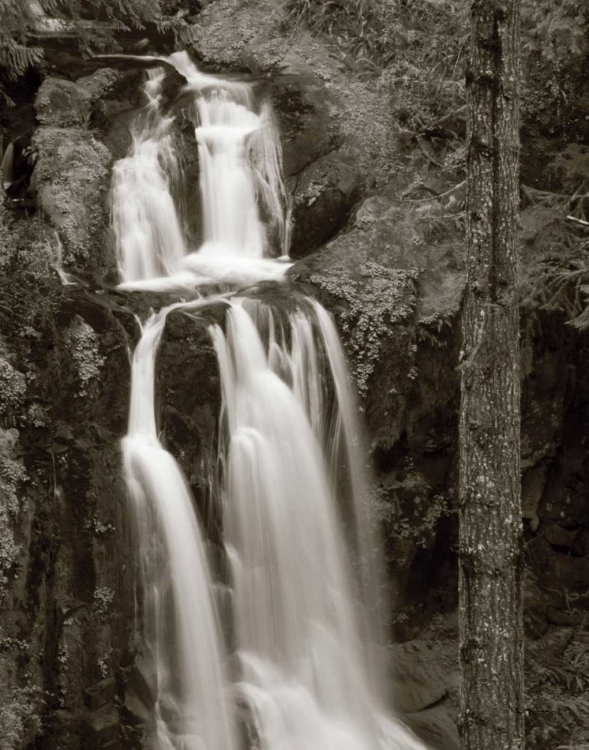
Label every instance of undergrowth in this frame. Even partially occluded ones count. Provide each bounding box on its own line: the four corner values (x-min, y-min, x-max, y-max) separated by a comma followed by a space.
521, 236, 589, 330
286, 0, 468, 129
286, 0, 588, 136
527, 630, 589, 750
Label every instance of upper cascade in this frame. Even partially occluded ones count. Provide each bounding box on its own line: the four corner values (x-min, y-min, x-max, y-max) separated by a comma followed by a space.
111, 51, 290, 291
112, 67, 187, 283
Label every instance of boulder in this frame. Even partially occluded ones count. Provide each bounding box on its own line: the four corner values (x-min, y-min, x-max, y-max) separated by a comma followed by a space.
268, 67, 341, 178
31, 128, 114, 278
390, 640, 448, 713
403, 705, 459, 750
288, 151, 360, 258
289, 194, 464, 445
77, 69, 121, 102
35, 77, 92, 128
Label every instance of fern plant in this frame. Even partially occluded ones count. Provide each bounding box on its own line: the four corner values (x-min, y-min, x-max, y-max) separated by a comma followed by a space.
0, 0, 50, 79
0, 0, 182, 83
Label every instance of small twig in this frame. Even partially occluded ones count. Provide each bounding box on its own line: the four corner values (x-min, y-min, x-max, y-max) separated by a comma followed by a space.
416, 136, 444, 169
422, 104, 467, 132
566, 215, 589, 227
400, 179, 466, 204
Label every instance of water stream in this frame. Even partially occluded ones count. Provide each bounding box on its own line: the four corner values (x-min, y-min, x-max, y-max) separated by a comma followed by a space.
116, 53, 426, 750
123, 300, 237, 750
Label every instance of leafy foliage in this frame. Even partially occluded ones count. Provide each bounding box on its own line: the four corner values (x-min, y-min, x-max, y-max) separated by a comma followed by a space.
522, 0, 588, 64
0, 0, 48, 79
520, 219, 589, 329
527, 631, 589, 750
286, 0, 397, 74
0, 0, 188, 83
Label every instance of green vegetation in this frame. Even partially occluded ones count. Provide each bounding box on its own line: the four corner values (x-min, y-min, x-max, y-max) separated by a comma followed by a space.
0, 680, 40, 750
286, 0, 588, 131
0, 0, 194, 98
287, 0, 468, 127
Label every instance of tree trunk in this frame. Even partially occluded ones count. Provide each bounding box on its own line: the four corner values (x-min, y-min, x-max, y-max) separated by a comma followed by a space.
459, 1, 524, 750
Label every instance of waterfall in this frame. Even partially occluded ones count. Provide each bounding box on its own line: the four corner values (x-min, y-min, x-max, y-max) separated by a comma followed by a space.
211, 302, 424, 750
123, 300, 237, 750
113, 52, 290, 292
112, 68, 187, 284
114, 51, 426, 750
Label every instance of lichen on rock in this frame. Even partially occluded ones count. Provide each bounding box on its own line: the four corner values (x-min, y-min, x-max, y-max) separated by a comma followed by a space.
64, 316, 105, 397
0, 428, 27, 605
0, 360, 26, 424
311, 261, 418, 397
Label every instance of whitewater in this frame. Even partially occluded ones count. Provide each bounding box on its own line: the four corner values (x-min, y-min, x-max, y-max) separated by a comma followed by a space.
114, 50, 427, 750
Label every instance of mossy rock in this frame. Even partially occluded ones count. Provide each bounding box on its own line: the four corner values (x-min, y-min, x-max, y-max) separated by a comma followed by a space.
31, 128, 114, 279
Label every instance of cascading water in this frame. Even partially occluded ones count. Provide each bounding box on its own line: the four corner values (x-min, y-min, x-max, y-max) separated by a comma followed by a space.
123, 299, 238, 750
211, 302, 424, 750
113, 52, 290, 291
112, 68, 187, 284
115, 51, 427, 750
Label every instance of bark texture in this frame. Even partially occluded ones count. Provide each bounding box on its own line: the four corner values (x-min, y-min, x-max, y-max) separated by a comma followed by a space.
459, 1, 524, 750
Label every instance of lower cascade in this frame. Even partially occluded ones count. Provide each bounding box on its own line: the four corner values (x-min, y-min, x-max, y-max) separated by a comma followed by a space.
117, 52, 426, 750
123, 300, 238, 750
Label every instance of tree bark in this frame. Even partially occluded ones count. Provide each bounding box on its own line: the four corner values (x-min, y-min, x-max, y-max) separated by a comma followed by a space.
459, 1, 524, 750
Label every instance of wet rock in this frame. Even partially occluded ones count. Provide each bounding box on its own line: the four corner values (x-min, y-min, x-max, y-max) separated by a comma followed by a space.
390, 640, 448, 713
289, 194, 464, 445
403, 705, 459, 750
288, 152, 360, 259
127, 652, 158, 715
572, 529, 589, 557
82, 706, 120, 749
157, 304, 226, 527
268, 67, 341, 178
543, 523, 577, 551
85, 678, 117, 712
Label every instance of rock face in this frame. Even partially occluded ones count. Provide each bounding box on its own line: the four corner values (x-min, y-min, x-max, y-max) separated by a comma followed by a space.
31, 73, 124, 280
